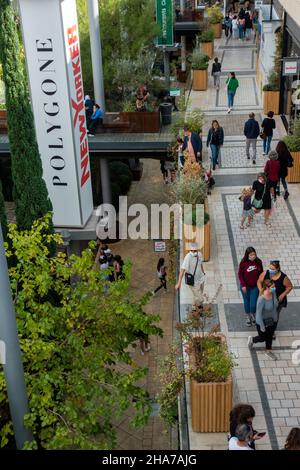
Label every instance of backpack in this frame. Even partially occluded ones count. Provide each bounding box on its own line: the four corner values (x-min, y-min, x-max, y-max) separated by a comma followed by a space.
287, 153, 294, 168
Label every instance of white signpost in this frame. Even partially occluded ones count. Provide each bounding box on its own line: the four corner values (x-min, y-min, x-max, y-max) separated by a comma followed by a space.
19, 0, 93, 227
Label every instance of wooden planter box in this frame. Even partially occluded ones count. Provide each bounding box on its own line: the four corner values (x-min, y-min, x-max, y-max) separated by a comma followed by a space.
177, 69, 188, 83
0, 109, 8, 134
183, 222, 210, 261
211, 23, 222, 39
287, 151, 300, 183
263, 91, 280, 115
192, 69, 208, 91
201, 41, 214, 59
190, 375, 233, 432
119, 111, 160, 133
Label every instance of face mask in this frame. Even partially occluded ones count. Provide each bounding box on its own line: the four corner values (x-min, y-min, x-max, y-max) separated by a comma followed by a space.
190, 251, 198, 257
249, 255, 256, 261
269, 269, 277, 276
270, 287, 276, 294
258, 178, 265, 184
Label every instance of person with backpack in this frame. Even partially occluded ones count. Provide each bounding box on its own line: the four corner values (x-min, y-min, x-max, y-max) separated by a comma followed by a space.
276, 140, 293, 199
211, 57, 222, 90
264, 150, 280, 202
152, 258, 167, 295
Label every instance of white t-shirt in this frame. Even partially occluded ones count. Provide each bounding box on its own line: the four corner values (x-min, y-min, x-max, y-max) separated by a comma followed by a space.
181, 252, 204, 284
229, 437, 253, 450
232, 19, 238, 30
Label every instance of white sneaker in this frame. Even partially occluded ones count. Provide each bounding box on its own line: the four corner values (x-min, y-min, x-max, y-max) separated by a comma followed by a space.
151, 291, 155, 296
227, 108, 231, 114
262, 152, 266, 156
145, 345, 151, 352
87, 133, 94, 137
140, 350, 145, 356
247, 336, 253, 349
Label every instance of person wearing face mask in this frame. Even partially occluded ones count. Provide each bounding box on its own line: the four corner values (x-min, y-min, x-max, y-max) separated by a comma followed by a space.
175, 243, 205, 310
238, 247, 263, 327
248, 279, 279, 360
252, 173, 272, 225
257, 261, 293, 333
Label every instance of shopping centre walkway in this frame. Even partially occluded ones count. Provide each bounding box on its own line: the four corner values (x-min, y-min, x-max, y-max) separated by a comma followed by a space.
182, 33, 300, 450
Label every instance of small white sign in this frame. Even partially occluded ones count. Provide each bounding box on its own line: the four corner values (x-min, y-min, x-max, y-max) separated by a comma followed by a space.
284, 60, 298, 76
154, 240, 166, 252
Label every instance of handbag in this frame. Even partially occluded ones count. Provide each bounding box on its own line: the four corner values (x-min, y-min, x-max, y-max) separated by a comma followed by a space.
252, 183, 266, 209
287, 153, 294, 168
185, 255, 199, 287
259, 130, 266, 140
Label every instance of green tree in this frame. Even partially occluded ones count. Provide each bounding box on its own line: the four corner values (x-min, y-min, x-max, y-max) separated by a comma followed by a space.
0, 0, 53, 232
0, 179, 7, 240
77, 0, 159, 99
0, 214, 163, 449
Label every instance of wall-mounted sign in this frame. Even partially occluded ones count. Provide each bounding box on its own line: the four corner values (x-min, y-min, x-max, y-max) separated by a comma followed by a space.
170, 88, 180, 96
283, 59, 299, 76
19, 0, 93, 227
154, 240, 166, 252
156, 0, 174, 46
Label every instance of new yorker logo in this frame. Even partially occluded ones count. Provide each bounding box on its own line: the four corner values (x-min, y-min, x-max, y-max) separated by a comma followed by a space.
67, 24, 90, 188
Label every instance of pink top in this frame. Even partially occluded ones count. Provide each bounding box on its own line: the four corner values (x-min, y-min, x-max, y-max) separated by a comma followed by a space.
188, 137, 195, 157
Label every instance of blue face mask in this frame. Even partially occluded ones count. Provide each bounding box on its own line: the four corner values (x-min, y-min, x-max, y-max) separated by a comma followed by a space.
270, 287, 276, 294
269, 269, 277, 276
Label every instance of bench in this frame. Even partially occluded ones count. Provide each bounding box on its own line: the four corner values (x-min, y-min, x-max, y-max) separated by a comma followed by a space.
98, 112, 130, 133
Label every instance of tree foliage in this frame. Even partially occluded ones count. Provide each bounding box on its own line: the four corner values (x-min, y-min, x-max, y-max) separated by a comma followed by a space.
77, 0, 159, 99
0, 179, 7, 240
0, 0, 53, 232
0, 214, 163, 449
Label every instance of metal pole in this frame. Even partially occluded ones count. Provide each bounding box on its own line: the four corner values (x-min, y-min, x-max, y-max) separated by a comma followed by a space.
164, 47, 170, 88
87, 0, 105, 111
100, 158, 112, 205
181, 36, 186, 72
270, 0, 273, 21
0, 225, 33, 449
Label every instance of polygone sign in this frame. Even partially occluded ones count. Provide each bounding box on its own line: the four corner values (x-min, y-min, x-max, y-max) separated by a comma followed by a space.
19, 0, 93, 227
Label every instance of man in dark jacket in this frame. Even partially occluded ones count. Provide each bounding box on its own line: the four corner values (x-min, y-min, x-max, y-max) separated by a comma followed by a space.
244, 112, 260, 164
182, 126, 203, 161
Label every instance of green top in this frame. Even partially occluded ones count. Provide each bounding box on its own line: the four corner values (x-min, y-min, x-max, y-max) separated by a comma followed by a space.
226, 77, 239, 92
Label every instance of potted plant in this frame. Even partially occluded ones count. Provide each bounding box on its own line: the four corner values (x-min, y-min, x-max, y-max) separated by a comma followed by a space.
262, 70, 280, 115
171, 96, 204, 138
170, 152, 211, 261
199, 28, 215, 59
191, 51, 210, 91
284, 115, 300, 183
157, 303, 234, 432
262, 31, 282, 114
207, 4, 223, 39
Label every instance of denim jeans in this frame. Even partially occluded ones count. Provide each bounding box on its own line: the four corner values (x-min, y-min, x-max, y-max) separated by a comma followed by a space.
227, 91, 235, 108
280, 177, 288, 192
210, 144, 220, 169
239, 25, 245, 39
263, 135, 272, 154
240, 286, 259, 314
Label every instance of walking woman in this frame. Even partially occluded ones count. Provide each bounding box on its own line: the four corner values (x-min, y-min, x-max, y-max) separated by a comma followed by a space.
257, 260, 293, 321
206, 120, 224, 170
247, 279, 279, 360
261, 111, 276, 155
238, 247, 263, 326
252, 172, 272, 225
212, 57, 222, 90
226, 72, 239, 113
276, 140, 293, 199
152, 258, 167, 295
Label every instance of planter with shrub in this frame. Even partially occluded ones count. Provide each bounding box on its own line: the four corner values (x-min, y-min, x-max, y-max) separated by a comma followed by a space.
284, 116, 300, 183
191, 51, 209, 91
158, 304, 234, 432
207, 5, 223, 39
262, 32, 282, 114
199, 29, 215, 59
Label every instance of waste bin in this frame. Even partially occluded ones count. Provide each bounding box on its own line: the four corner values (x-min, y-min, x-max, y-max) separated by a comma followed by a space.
160, 102, 172, 125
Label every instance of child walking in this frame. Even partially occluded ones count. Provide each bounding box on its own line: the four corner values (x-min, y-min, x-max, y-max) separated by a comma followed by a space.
152, 258, 167, 295
239, 187, 254, 229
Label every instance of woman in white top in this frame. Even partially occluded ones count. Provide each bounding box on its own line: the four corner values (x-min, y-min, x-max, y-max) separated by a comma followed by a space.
229, 424, 254, 450
232, 15, 239, 39
175, 243, 205, 309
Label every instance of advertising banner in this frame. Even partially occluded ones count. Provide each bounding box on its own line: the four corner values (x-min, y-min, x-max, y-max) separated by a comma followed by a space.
156, 0, 174, 46
19, 0, 93, 227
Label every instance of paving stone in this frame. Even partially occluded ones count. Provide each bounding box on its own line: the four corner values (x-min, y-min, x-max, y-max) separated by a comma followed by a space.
276, 408, 290, 418
289, 408, 300, 417
271, 391, 285, 400
285, 417, 300, 427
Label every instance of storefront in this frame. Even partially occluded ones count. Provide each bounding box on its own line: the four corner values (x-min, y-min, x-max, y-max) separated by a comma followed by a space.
280, 12, 300, 130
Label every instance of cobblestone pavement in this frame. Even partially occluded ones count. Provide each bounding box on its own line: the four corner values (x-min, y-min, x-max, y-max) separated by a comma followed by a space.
182, 32, 300, 450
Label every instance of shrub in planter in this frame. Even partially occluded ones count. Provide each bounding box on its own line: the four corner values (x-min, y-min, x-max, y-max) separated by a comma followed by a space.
191, 51, 209, 71
284, 116, 300, 183
207, 5, 224, 25
118, 174, 132, 194
199, 28, 215, 43
191, 51, 209, 91
109, 161, 133, 179
171, 96, 204, 138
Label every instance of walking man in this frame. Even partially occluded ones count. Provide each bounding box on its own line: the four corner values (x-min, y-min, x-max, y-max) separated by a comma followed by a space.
244, 112, 260, 164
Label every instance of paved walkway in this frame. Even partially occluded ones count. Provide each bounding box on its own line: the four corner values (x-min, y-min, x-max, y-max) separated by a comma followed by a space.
182, 32, 300, 450
110, 160, 177, 450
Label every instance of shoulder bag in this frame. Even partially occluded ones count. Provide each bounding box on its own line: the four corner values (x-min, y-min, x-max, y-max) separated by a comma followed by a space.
185, 255, 199, 287
252, 183, 266, 210
263, 296, 275, 328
